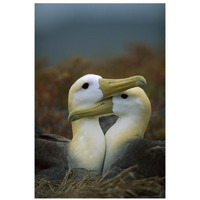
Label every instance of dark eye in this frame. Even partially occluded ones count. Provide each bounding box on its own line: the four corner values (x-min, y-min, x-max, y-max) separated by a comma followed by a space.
82, 83, 89, 89
121, 94, 128, 99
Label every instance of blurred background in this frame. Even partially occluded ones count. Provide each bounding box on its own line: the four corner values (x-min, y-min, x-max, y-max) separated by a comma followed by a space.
35, 3, 165, 140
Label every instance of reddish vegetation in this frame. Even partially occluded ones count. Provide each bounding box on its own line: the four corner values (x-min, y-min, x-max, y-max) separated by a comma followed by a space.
35, 44, 165, 140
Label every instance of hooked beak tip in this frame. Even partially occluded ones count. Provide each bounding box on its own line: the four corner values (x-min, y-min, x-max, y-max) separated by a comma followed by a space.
68, 114, 76, 122
136, 79, 147, 87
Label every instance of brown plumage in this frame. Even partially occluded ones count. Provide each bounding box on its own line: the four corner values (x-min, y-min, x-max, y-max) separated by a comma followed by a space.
35, 127, 70, 180
104, 138, 165, 179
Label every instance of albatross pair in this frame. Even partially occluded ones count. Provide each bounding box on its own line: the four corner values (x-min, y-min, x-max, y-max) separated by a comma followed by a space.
69, 87, 165, 177
35, 74, 146, 179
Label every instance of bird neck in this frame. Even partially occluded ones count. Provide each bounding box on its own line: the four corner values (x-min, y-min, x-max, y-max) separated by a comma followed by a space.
104, 114, 149, 171
106, 115, 146, 147
69, 117, 105, 174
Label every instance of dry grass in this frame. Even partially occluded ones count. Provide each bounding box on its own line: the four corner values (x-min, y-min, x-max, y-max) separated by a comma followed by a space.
35, 166, 165, 198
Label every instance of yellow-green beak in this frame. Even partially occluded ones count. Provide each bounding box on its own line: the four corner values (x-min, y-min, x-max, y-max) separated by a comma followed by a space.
68, 98, 113, 122
68, 75, 146, 122
99, 75, 146, 98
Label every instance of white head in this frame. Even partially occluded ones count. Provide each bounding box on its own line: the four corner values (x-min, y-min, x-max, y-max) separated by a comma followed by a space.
68, 74, 103, 112
68, 74, 147, 113
112, 87, 151, 120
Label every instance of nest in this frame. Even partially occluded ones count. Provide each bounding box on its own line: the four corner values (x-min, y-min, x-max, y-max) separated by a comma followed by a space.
35, 166, 165, 198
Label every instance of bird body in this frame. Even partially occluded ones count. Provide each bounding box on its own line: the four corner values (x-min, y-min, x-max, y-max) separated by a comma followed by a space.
103, 88, 152, 174
68, 117, 105, 173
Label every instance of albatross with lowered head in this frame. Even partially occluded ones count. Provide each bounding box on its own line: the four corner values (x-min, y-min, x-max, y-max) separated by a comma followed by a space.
35, 74, 146, 179
69, 87, 165, 178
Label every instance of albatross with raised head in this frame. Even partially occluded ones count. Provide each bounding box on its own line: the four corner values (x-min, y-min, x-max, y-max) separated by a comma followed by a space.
35, 74, 146, 179
69, 87, 165, 178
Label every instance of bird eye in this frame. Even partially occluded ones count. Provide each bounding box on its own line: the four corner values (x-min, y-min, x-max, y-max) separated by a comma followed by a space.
121, 94, 128, 99
82, 83, 89, 89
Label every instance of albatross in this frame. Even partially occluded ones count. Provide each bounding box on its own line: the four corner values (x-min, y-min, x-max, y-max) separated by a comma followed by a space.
68, 87, 165, 178
35, 74, 146, 179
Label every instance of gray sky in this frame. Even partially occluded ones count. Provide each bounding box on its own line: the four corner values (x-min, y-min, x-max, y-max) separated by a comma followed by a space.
35, 4, 165, 66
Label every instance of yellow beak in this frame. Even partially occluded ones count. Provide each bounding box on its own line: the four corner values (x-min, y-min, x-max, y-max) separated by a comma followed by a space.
99, 75, 146, 98
68, 98, 113, 122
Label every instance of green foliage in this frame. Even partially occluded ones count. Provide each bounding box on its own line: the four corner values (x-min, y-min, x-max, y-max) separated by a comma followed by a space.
35, 44, 165, 140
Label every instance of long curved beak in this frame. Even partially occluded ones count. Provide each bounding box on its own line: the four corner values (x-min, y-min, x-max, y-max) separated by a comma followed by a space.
68, 98, 113, 122
99, 75, 146, 98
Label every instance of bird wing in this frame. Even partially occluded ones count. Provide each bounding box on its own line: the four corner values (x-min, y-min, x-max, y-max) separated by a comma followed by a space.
35, 131, 70, 180
108, 138, 165, 178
